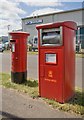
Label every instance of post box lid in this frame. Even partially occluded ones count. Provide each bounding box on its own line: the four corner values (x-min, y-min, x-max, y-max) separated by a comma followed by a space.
36, 21, 77, 30
9, 31, 30, 36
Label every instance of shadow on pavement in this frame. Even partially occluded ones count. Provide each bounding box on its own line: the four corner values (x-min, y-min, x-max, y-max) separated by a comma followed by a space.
67, 91, 84, 106
0, 111, 24, 120
23, 80, 38, 87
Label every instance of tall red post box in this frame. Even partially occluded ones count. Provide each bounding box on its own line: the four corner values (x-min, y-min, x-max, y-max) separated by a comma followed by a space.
9, 32, 30, 84
36, 21, 77, 103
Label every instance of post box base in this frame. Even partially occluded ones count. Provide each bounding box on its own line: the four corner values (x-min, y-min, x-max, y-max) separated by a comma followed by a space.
11, 71, 27, 84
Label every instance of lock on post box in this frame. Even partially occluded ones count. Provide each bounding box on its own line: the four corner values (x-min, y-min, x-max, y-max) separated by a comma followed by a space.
9, 32, 30, 84
36, 21, 77, 103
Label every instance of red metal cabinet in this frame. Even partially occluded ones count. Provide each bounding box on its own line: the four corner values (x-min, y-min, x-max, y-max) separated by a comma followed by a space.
36, 21, 77, 103
9, 32, 30, 83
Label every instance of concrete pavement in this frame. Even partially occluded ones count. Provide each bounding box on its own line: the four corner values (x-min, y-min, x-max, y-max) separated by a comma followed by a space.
1, 87, 82, 119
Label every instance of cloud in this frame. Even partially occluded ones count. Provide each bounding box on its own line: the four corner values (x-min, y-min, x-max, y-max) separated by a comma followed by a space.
18, 0, 62, 7
30, 8, 63, 16
60, 0, 83, 2
0, 0, 63, 36
15, 0, 83, 7
0, 0, 27, 36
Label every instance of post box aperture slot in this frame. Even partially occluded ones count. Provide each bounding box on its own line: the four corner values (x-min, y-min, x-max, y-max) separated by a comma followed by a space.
45, 53, 57, 64
41, 27, 62, 46
10, 40, 16, 42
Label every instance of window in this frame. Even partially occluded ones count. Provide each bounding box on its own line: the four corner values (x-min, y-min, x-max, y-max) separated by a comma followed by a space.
76, 26, 84, 49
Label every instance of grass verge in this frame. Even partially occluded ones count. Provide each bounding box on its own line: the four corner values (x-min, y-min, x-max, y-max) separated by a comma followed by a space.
0, 73, 84, 115
76, 53, 84, 58
28, 51, 38, 55
44, 88, 84, 115
0, 73, 38, 98
4, 50, 38, 55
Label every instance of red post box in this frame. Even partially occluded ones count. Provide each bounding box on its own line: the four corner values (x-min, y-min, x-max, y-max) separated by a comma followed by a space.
9, 32, 30, 84
36, 21, 77, 103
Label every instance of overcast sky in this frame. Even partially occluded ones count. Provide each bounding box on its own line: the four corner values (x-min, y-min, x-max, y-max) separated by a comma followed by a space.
0, 0, 83, 36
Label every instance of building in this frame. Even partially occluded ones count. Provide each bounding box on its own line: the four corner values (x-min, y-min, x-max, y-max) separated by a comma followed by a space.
22, 8, 84, 49
0, 36, 8, 43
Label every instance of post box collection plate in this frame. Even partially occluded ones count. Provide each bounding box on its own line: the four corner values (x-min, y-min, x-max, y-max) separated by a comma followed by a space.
46, 53, 56, 64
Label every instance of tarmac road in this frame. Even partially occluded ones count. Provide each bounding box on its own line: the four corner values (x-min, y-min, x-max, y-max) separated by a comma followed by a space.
0, 52, 83, 88
0, 52, 38, 79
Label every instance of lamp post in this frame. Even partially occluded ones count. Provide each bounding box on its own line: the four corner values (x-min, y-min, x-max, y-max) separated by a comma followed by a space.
7, 25, 10, 42
7, 25, 10, 31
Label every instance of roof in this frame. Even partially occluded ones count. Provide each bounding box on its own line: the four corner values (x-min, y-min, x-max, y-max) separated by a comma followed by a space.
22, 8, 84, 20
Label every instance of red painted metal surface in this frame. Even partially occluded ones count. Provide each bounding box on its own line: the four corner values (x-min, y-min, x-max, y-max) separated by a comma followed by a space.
36, 21, 77, 30
9, 32, 30, 72
36, 21, 77, 103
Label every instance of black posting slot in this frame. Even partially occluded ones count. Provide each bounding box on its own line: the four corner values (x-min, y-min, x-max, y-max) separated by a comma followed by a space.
10, 39, 16, 42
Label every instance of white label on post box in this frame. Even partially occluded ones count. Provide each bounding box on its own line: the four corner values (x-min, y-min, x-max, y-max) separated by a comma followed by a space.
11, 44, 15, 52
46, 54, 56, 63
